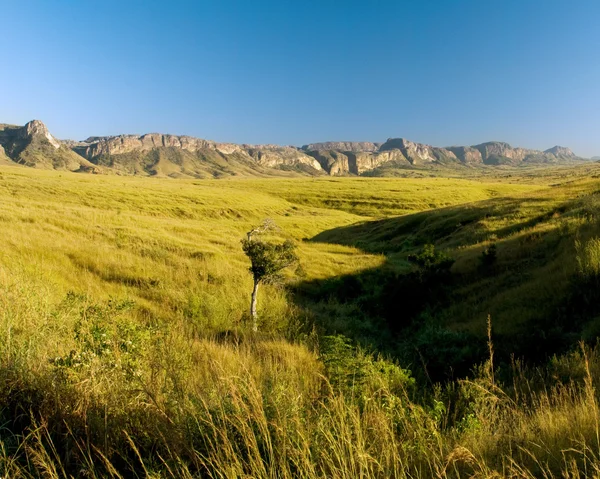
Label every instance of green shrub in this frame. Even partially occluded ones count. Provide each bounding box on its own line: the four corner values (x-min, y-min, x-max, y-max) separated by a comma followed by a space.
408, 244, 455, 276
51, 294, 152, 385
319, 335, 414, 402
576, 237, 600, 278
479, 243, 497, 271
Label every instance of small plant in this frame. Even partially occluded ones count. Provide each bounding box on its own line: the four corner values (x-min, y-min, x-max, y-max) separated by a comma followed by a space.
241, 219, 298, 332
576, 237, 600, 278
479, 243, 497, 271
51, 294, 149, 384
319, 334, 414, 403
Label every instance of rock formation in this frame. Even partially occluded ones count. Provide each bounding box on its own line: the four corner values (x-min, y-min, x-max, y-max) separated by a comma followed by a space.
544, 146, 576, 158
0, 121, 99, 172
0, 120, 588, 177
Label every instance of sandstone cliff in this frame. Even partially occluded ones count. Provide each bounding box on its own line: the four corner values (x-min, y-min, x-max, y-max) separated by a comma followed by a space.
70, 133, 323, 178
445, 146, 483, 164
0, 121, 99, 172
302, 141, 381, 153
0, 120, 588, 177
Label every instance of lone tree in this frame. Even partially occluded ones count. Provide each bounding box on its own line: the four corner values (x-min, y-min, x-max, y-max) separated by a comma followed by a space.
241, 219, 298, 332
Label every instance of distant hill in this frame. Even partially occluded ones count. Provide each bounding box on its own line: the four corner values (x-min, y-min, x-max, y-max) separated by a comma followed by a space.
0, 120, 589, 177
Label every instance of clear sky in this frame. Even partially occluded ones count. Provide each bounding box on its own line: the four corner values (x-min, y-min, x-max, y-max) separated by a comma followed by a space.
2, 0, 600, 156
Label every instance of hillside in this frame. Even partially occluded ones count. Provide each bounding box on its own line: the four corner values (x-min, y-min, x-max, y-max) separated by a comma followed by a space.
306, 172, 600, 380
0, 120, 589, 178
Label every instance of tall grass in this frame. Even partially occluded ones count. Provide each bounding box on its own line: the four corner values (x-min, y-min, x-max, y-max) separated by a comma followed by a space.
5, 313, 600, 478
576, 237, 600, 278
3, 165, 600, 476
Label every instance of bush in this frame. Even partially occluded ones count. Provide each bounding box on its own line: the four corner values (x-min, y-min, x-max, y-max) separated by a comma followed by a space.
408, 244, 455, 277
479, 243, 497, 272
576, 237, 600, 278
319, 335, 414, 402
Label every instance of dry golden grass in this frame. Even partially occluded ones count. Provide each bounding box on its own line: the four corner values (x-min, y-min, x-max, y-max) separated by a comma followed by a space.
2, 164, 600, 477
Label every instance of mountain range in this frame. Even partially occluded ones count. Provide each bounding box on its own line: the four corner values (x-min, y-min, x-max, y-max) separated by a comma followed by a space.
0, 120, 588, 178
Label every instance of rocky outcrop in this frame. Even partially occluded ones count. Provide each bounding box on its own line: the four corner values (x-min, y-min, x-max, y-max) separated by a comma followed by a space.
445, 146, 483, 165
0, 119, 588, 177
71, 133, 324, 177
354, 150, 412, 173
471, 142, 534, 165
302, 141, 381, 153
300, 136, 586, 175
544, 146, 575, 158
0, 120, 99, 172
244, 145, 322, 170
379, 138, 461, 165
75, 133, 223, 158
464, 142, 582, 165
304, 150, 352, 174
20, 119, 61, 149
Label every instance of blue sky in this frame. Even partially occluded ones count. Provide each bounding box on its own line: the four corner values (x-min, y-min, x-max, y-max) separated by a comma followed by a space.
3, 0, 600, 156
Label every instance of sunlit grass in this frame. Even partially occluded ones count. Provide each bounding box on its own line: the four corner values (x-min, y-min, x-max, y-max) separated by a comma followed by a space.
3, 164, 600, 477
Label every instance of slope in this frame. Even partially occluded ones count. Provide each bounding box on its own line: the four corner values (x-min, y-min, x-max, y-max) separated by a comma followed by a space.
306, 164, 600, 378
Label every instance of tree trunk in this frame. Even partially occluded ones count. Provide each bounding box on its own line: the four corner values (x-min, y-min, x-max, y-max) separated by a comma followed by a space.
250, 279, 259, 332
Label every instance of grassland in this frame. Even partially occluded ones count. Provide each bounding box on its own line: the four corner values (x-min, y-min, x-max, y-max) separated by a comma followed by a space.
4, 163, 600, 477
0, 167, 540, 326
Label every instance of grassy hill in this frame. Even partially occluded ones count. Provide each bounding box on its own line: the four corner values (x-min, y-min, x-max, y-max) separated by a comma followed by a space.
306, 175, 600, 374
3, 164, 600, 477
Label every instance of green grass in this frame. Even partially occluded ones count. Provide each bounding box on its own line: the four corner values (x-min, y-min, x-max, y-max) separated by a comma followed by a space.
4, 163, 600, 477
0, 166, 543, 328
309, 176, 600, 337
214, 176, 542, 217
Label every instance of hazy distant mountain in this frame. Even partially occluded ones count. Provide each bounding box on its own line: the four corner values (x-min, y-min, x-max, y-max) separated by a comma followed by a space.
0, 120, 589, 178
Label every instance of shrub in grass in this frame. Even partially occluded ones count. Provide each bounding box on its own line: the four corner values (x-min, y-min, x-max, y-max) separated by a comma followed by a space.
576, 237, 600, 278
479, 243, 497, 273
319, 334, 414, 403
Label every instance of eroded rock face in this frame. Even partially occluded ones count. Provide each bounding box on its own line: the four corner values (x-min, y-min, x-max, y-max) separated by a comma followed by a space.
74, 134, 324, 174
0, 120, 98, 171
20, 120, 61, 149
302, 141, 381, 153
0, 119, 587, 176
245, 145, 322, 170
78, 134, 218, 157
446, 146, 483, 164
380, 138, 438, 164
472, 142, 537, 164
354, 149, 411, 173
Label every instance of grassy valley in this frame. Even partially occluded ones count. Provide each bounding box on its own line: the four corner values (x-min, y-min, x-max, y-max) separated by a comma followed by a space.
3, 163, 600, 477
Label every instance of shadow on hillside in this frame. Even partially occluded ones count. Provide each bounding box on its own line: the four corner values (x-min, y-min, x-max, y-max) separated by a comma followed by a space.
290, 190, 600, 382
310, 195, 561, 254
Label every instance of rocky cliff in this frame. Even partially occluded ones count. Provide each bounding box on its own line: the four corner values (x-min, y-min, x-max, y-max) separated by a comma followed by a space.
303, 137, 586, 175
302, 141, 382, 153
0, 121, 99, 172
68, 133, 323, 178
0, 120, 588, 177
